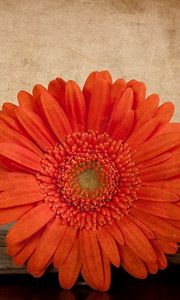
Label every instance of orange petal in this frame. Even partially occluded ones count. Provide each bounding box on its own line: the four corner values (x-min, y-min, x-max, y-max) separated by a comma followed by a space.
6, 204, 54, 244
154, 102, 174, 124
97, 227, 120, 267
101, 250, 111, 291
87, 77, 111, 132
59, 239, 81, 289
0, 112, 24, 133
140, 159, 180, 181
38, 85, 72, 142
119, 245, 147, 279
133, 132, 180, 164
151, 240, 167, 269
0, 172, 34, 190
135, 201, 180, 220
0, 143, 43, 172
100, 70, 112, 85
0, 177, 42, 208
107, 88, 133, 133
140, 152, 172, 169
79, 230, 104, 288
53, 226, 77, 268
27, 218, 64, 275
2, 102, 17, 118
145, 261, 158, 274
110, 110, 134, 141
16, 107, 56, 150
137, 186, 179, 202
110, 79, 127, 107
131, 81, 146, 109
48, 77, 66, 110
65, 80, 86, 132
131, 208, 180, 241
17, 91, 34, 110
149, 179, 180, 195
152, 122, 180, 137
157, 239, 177, 254
82, 71, 100, 109
128, 215, 155, 239
134, 94, 159, 128
0, 120, 42, 156
105, 222, 124, 245
127, 118, 159, 146
0, 204, 34, 225
117, 216, 156, 263
13, 233, 40, 266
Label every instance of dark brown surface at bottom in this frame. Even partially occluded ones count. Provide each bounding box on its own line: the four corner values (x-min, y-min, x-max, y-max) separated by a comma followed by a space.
0, 264, 179, 300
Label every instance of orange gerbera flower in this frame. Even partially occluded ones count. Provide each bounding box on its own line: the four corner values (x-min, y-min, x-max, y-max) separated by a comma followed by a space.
0, 71, 180, 291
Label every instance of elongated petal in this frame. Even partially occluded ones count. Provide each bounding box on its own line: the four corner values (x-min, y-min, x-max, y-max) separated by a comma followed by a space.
16, 107, 56, 149
48, 77, 66, 109
0, 112, 23, 133
0, 178, 42, 208
140, 153, 172, 169
6, 204, 54, 244
13, 234, 40, 266
17, 91, 34, 110
140, 159, 180, 181
97, 227, 120, 267
110, 110, 134, 141
135, 201, 180, 220
133, 133, 180, 164
100, 70, 112, 85
134, 94, 159, 128
119, 245, 147, 279
0, 143, 43, 172
149, 179, 180, 195
157, 239, 177, 254
82, 71, 99, 109
2, 102, 17, 118
128, 215, 155, 239
110, 79, 127, 107
137, 186, 179, 202
38, 85, 72, 142
105, 222, 124, 245
101, 250, 111, 291
59, 239, 81, 289
0, 172, 36, 191
145, 261, 158, 274
131, 81, 146, 109
131, 208, 180, 241
107, 88, 133, 133
0, 121, 42, 156
127, 118, 159, 146
117, 217, 156, 263
27, 218, 64, 275
154, 102, 174, 123
79, 230, 104, 288
83, 70, 112, 110
87, 77, 111, 132
53, 226, 77, 268
151, 240, 167, 269
0, 204, 34, 225
65, 80, 86, 132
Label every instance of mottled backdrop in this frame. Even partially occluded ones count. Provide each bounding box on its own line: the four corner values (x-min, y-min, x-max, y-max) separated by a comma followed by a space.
0, 0, 180, 120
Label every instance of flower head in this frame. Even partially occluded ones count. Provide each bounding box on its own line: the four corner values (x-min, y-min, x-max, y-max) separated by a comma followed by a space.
0, 71, 180, 291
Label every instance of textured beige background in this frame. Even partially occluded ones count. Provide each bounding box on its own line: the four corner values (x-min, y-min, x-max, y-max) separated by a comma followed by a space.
0, 0, 179, 120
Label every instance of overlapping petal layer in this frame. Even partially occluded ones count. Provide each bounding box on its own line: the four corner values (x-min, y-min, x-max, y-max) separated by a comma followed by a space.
0, 70, 180, 291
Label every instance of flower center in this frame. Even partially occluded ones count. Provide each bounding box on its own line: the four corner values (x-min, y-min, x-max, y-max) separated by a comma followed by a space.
78, 168, 101, 191
36, 131, 141, 230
